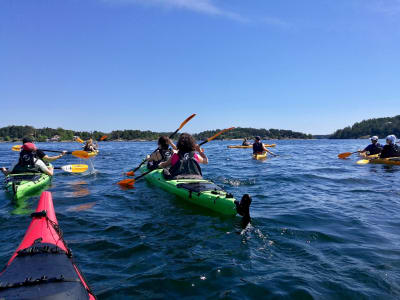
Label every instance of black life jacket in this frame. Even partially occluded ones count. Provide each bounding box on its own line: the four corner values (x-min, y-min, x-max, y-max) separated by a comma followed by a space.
167, 151, 202, 179
253, 142, 264, 154
147, 148, 173, 170
380, 144, 400, 158
12, 150, 41, 173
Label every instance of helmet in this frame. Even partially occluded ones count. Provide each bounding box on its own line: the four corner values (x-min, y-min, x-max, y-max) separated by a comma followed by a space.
21, 142, 37, 151
370, 136, 378, 141
386, 135, 397, 144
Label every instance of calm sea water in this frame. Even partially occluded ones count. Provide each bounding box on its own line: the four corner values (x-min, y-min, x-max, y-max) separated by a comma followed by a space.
1, 140, 399, 299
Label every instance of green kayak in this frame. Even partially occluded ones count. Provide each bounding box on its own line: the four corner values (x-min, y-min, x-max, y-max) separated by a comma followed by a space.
140, 165, 243, 216
4, 171, 52, 200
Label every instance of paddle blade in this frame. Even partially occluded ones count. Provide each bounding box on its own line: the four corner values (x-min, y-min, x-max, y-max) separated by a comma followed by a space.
61, 164, 89, 173
118, 178, 135, 187
356, 159, 370, 165
338, 152, 353, 159
207, 127, 235, 142
177, 114, 196, 131
265, 144, 276, 148
75, 137, 84, 143
99, 135, 108, 141
126, 171, 135, 176
12, 145, 22, 151
71, 150, 89, 159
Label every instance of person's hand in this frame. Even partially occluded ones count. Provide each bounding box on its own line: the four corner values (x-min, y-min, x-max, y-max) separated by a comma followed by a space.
195, 144, 204, 153
62, 151, 67, 156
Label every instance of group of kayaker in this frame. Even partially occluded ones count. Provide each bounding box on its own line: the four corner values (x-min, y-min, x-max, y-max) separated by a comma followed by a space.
1, 137, 98, 177
145, 133, 208, 179
1, 137, 67, 176
144, 134, 277, 180
359, 135, 400, 158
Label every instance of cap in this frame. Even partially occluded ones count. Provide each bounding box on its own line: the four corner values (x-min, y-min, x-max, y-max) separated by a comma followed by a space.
370, 136, 379, 141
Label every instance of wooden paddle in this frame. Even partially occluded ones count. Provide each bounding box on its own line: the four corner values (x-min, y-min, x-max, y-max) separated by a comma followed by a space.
128, 113, 196, 176
11, 145, 89, 159
119, 126, 234, 187
338, 151, 358, 159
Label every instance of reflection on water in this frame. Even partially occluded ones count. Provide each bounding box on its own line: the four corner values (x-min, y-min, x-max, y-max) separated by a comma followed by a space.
67, 202, 96, 212
63, 180, 91, 198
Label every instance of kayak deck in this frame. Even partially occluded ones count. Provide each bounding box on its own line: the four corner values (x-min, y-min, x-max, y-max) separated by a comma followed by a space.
140, 166, 237, 216
252, 152, 267, 160
0, 191, 96, 299
4, 172, 52, 200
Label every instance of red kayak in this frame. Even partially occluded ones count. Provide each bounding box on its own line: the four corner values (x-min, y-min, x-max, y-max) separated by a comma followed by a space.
0, 191, 96, 299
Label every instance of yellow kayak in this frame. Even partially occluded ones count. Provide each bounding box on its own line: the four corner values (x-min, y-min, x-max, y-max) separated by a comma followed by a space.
252, 152, 267, 160
228, 144, 276, 149
86, 150, 99, 158
368, 157, 400, 166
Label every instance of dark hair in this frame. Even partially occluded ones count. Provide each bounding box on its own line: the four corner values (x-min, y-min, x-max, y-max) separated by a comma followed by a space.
255, 136, 261, 141
158, 136, 169, 150
177, 133, 196, 153
22, 137, 33, 144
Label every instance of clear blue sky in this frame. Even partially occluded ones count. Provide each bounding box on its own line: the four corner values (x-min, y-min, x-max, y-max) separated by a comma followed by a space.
1, 0, 399, 134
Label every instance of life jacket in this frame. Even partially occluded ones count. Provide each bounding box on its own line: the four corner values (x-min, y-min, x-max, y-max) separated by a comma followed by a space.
380, 144, 400, 158
12, 150, 41, 173
364, 143, 382, 155
166, 151, 202, 179
253, 142, 264, 154
147, 148, 173, 170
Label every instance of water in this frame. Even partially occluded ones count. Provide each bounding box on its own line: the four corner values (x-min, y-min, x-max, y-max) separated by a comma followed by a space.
1, 140, 400, 299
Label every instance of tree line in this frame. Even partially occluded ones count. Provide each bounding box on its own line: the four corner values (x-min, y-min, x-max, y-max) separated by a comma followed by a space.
0, 125, 312, 142
330, 115, 400, 139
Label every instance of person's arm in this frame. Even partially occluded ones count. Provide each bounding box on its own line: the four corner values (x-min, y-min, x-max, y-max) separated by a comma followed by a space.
195, 145, 208, 164
159, 157, 172, 168
42, 151, 67, 162
169, 139, 177, 151
36, 160, 54, 176
262, 145, 277, 156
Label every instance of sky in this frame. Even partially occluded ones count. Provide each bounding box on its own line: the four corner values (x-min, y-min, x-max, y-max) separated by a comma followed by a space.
0, 0, 399, 134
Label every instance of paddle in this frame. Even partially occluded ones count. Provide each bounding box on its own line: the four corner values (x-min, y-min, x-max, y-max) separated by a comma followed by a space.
119, 126, 234, 187
99, 135, 108, 141
12, 145, 89, 159
198, 127, 235, 146
75, 137, 84, 143
5, 164, 88, 174
338, 151, 358, 159
58, 164, 88, 173
128, 113, 196, 175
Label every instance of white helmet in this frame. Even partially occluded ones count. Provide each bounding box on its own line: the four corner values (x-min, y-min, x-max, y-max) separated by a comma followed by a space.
386, 135, 397, 144
370, 136, 379, 141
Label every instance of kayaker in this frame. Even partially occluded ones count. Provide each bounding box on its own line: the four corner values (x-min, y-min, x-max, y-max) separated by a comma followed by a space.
358, 136, 382, 155
83, 138, 97, 152
253, 136, 277, 156
1, 137, 66, 176
242, 138, 250, 146
147, 136, 177, 170
159, 133, 208, 179
380, 135, 400, 158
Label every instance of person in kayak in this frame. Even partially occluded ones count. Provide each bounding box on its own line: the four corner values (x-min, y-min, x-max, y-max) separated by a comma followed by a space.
83, 138, 97, 152
1, 138, 66, 176
358, 136, 382, 155
380, 135, 400, 158
253, 136, 277, 156
147, 136, 177, 170
242, 138, 250, 146
159, 133, 208, 179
